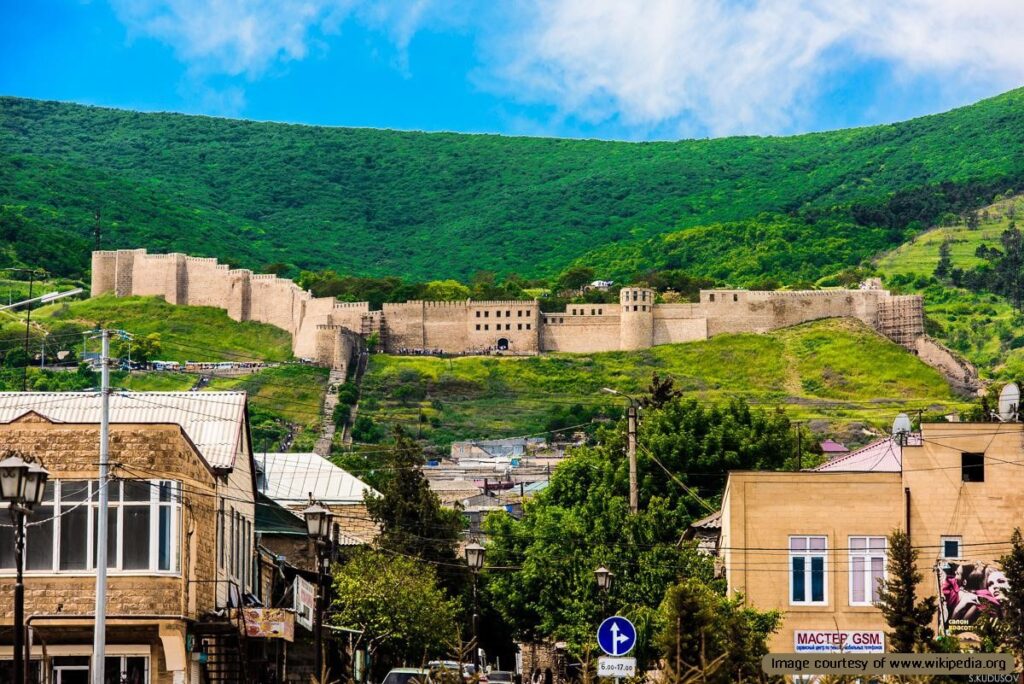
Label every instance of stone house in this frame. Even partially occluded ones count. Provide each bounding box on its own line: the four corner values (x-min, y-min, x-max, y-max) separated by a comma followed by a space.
720, 421, 1024, 659
0, 391, 275, 684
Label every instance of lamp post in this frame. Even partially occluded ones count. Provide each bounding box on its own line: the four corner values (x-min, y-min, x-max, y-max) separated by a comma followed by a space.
303, 501, 333, 683
594, 566, 613, 617
465, 542, 485, 667
1, 452, 50, 684
601, 388, 639, 514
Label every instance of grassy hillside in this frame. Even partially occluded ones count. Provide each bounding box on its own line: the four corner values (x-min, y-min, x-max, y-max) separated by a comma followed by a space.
354, 319, 965, 450
2, 90, 1023, 283
876, 194, 1024, 379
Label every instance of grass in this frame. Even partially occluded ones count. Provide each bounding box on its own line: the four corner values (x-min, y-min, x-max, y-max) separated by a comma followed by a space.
356, 319, 965, 450
875, 194, 1024, 379
32, 295, 294, 362
206, 364, 328, 428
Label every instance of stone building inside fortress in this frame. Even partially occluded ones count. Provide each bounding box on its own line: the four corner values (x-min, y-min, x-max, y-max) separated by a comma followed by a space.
90, 249, 978, 389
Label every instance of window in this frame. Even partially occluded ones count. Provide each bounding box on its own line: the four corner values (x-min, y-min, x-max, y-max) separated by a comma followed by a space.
633, 305, 638, 311
496, 310, 502, 318
475, 311, 480, 318
506, 310, 511, 317
598, 309, 602, 315
962, 453, 984, 482
484, 311, 489, 318
733, 293, 738, 302
0, 479, 180, 575
475, 324, 480, 331
106, 655, 149, 684
790, 536, 827, 605
709, 294, 715, 302
632, 291, 637, 301
941, 536, 962, 559
517, 324, 522, 330
484, 324, 489, 331
506, 324, 511, 330
849, 536, 886, 605
642, 305, 647, 311
526, 324, 531, 330
518, 310, 523, 317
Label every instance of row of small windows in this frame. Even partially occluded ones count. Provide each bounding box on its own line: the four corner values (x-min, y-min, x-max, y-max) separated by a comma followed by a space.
623, 305, 648, 312
708, 293, 740, 302
569, 308, 604, 315
475, 309, 532, 318
626, 290, 649, 302
544, 317, 565, 324
476, 323, 532, 331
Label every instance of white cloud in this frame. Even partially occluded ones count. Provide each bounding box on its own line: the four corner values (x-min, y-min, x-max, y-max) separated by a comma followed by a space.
479, 0, 1024, 136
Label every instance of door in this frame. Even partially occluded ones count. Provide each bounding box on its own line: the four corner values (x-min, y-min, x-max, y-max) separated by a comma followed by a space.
54, 666, 89, 684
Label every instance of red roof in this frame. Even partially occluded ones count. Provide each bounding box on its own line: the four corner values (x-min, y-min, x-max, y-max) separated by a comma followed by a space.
819, 438, 849, 453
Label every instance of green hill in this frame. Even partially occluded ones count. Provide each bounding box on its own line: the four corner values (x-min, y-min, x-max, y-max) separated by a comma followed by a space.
353, 318, 966, 450
876, 194, 1024, 379
2, 90, 1023, 283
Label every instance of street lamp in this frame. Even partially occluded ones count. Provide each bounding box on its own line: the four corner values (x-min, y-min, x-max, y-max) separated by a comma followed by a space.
465, 542, 486, 668
303, 501, 334, 683
1, 452, 50, 684
595, 565, 613, 618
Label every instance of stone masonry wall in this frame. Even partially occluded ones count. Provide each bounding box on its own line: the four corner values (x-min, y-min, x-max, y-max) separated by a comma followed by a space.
0, 418, 220, 622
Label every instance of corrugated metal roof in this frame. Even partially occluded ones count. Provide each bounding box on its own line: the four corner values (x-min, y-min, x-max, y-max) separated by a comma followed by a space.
812, 434, 918, 473
257, 452, 375, 505
0, 391, 247, 469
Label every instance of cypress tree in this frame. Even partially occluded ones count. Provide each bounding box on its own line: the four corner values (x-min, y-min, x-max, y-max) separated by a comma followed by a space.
876, 530, 938, 653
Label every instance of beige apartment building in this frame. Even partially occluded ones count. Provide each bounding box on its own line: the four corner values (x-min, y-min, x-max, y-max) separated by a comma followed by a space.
721, 421, 1024, 655
0, 392, 273, 684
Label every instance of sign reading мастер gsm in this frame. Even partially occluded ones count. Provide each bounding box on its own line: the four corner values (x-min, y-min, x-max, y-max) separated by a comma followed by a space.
762, 653, 1017, 676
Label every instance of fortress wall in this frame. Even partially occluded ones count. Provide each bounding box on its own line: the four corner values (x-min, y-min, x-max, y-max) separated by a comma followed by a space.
129, 252, 179, 301
382, 301, 426, 351
250, 275, 303, 334
114, 249, 145, 297
700, 290, 870, 336
423, 301, 471, 352
225, 270, 252, 322
184, 256, 232, 309
91, 251, 118, 296
468, 301, 540, 353
652, 304, 708, 344
620, 287, 655, 351
327, 302, 369, 331
914, 336, 979, 391
539, 315, 620, 353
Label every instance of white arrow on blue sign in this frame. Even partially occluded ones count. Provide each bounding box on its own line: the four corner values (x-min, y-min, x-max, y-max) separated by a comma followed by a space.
597, 616, 637, 657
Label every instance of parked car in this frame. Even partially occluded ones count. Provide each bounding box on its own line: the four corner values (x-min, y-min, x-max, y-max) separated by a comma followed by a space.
383, 668, 433, 684
486, 671, 514, 684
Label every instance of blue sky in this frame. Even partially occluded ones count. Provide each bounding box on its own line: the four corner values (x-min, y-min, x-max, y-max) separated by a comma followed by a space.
2, 0, 1022, 141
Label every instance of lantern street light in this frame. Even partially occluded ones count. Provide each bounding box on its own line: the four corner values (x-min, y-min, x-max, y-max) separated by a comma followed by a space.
464, 542, 486, 667
303, 501, 334, 683
595, 565, 614, 618
1, 452, 50, 684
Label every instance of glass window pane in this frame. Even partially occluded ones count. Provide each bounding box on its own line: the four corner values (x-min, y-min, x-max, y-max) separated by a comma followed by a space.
943, 540, 960, 558
60, 504, 89, 570
851, 556, 865, 603
869, 537, 886, 550
125, 657, 147, 684
159, 506, 171, 571
0, 520, 14, 569
26, 505, 54, 571
123, 480, 151, 502
849, 537, 866, 550
105, 656, 123, 684
91, 506, 117, 569
61, 480, 90, 501
159, 481, 173, 503
790, 537, 807, 551
42, 481, 55, 502
123, 505, 152, 570
811, 556, 825, 602
809, 536, 827, 551
792, 557, 805, 602
870, 557, 885, 602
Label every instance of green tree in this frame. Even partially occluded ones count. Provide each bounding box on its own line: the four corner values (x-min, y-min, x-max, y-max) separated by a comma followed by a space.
331, 549, 460, 676
423, 279, 471, 301
657, 578, 780, 684
364, 428, 464, 586
877, 530, 937, 653
555, 266, 595, 293
114, 332, 162, 364
484, 396, 800, 660
997, 527, 1024, 668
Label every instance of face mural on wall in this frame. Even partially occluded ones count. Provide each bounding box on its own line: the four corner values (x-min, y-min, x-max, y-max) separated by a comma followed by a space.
939, 561, 1011, 634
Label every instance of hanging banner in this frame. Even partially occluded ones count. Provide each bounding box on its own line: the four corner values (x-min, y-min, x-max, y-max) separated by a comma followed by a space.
938, 561, 1011, 636
294, 575, 316, 632
235, 608, 295, 641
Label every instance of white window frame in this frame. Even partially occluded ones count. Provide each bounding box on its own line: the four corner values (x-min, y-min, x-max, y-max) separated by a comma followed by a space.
940, 536, 962, 559
0, 479, 180, 576
848, 536, 887, 606
789, 535, 828, 606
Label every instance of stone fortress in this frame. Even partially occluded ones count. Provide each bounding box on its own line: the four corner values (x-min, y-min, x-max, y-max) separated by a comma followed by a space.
90, 249, 978, 389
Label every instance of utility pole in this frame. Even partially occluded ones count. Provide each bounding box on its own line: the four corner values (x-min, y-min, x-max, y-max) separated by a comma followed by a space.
21, 269, 36, 392
796, 423, 802, 471
627, 402, 638, 514
92, 328, 111, 684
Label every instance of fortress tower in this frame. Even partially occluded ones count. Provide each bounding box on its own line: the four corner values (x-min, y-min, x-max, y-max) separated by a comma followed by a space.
619, 287, 655, 350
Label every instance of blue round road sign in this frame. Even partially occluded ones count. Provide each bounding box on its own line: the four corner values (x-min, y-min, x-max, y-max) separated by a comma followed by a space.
597, 616, 637, 656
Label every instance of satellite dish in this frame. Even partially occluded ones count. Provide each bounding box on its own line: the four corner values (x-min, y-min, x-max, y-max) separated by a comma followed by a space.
892, 413, 913, 444
997, 382, 1020, 422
